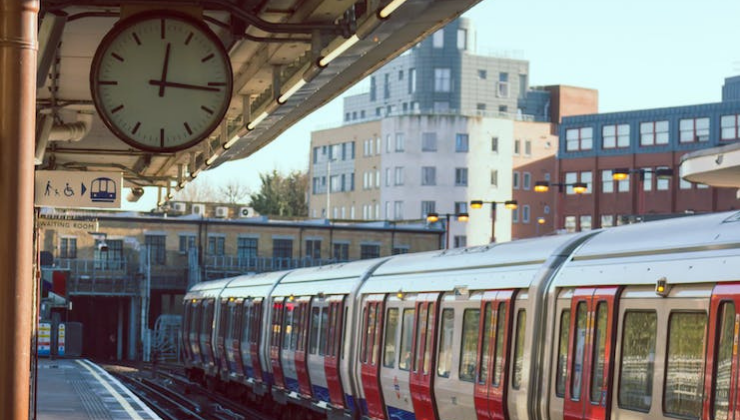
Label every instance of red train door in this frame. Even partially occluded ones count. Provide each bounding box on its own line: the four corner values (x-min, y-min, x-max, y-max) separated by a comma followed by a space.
250, 299, 264, 383
325, 297, 346, 407
359, 296, 386, 419
295, 299, 313, 397
409, 293, 440, 420
703, 283, 740, 420
473, 290, 515, 420
563, 287, 620, 420
270, 298, 286, 389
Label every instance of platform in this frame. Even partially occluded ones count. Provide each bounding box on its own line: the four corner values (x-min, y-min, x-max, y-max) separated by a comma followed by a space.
36, 358, 161, 420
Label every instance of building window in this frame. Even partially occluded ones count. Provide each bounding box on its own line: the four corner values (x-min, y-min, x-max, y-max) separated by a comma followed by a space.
333, 242, 349, 261
305, 239, 321, 259
679, 117, 710, 143
384, 73, 390, 99
513, 171, 520, 189
392, 246, 409, 255
369, 76, 376, 101
514, 139, 521, 155
478, 69, 487, 79
457, 29, 467, 50
601, 215, 614, 228
642, 168, 653, 192
523, 172, 531, 190
454, 201, 468, 214
453, 236, 467, 248
434, 68, 451, 92
398, 70, 404, 80
455, 134, 469, 152
394, 201, 404, 220
525, 140, 532, 155
491, 137, 499, 152
580, 215, 592, 231
395, 133, 405, 151
490, 170, 498, 187
394, 167, 404, 186
566, 127, 594, 151
522, 205, 530, 223
565, 172, 577, 194
237, 237, 258, 259
145, 235, 166, 265
602, 124, 630, 149
422, 132, 437, 151
680, 177, 693, 189
207, 236, 225, 255
432, 29, 444, 48
455, 168, 468, 186
499, 105, 508, 114
360, 244, 381, 260
179, 235, 196, 253
498, 72, 509, 98
477, 103, 487, 113
421, 201, 436, 218
95, 239, 123, 269
721, 114, 740, 141
60, 237, 77, 259
422, 167, 436, 186
602, 170, 614, 193
385, 168, 391, 187
512, 207, 519, 223
640, 120, 669, 146
564, 216, 576, 233
409, 68, 416, 93
656, 166, 671, 191
272, 239, 293, 268
519, 74, 527, 98
434, 102, 450, 113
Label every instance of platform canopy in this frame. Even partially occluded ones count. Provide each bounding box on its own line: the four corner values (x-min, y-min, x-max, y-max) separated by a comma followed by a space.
680, 141, 740, 189
36, 0, 482, 197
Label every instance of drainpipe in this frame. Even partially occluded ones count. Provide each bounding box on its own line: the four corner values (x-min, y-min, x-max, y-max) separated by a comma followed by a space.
0, 1, 38, 419
35, 112, 94, 164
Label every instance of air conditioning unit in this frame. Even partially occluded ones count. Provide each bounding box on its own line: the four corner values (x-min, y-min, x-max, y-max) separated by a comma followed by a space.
192, 204, 205, 216
172, 202, 186, 213
238, 207, 253, 218
215, 207, 228, 218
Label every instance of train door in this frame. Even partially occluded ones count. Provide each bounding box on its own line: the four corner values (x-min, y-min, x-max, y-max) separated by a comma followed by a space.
324, 296, 345, 406
379, 293, 416, 419
359, 294, 386, 419
563, 287, 620, 420
190, 301, 202, 365
270, 297, 286, 389
200, 299, 216, 372
182, 302, 192, 362
294, 297, 313, 397
225, 299, 245, 379
307, 297, 331, 403
474, 290, 516, 420
280, 297, 300, 392
216, 299, 229, 377
410, 293, 441, 420
704, 283, 740, 420
549, 290, 574, 420
507, 293, 529, 420
240, 300, 254, 380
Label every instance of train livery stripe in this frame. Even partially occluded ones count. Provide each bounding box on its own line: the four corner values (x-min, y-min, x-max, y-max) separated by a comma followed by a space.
387, 405, 416, 420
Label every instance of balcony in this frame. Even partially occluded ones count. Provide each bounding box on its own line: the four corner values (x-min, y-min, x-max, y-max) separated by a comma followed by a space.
56, 259, 137, 296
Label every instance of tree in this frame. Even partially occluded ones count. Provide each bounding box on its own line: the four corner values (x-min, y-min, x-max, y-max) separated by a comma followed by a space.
218, 178, 251, 204
249, 170, 308, 217
173, 177, 217, 202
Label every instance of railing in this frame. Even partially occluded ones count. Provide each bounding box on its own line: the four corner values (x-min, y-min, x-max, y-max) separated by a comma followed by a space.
56, 258, 137, 295
205, 255, 348, 277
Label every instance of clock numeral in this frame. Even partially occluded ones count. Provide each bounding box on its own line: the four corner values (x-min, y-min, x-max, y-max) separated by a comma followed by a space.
208, 82, 226, 86
160, 128, 165, 147
111, 53, 124, 62
201, 53, 215, 63
111, 104, 124, 114
132, 32, 142, 46
201, 106, 214, 115
185, 32, 194, 45
98, 80, 118, 85
184, 122, 193, 135
161, 19, 166, 39
132, 122, 141, 135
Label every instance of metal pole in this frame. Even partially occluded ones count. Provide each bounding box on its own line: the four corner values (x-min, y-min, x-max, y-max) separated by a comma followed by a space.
445, 214, 450, 249
0, 1, 37, 418
490, 203, 497, 243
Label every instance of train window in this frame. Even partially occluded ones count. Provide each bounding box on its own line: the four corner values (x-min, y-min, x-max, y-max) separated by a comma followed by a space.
309, 307, 320, 354
219, 302, 229, 341
713, 302, 735, 420
292, 305, 303, 351
329, 304, 342, 357
342, 310, 347, 360
242, 306, 252, 346
283, 306, 294, 350
399, 308, 415, 371
512, 309, 526, 389
664, 311, 707, 419
423, 303, 435, 375
570, 302, 587, 401
590, 301, 608, 403
326, 305, 336, 357
414, 305, 428, 372
319, 307, 329, 356
437, 309, 454, 378
251, 302, 262, 344
479, 303, 494, 385
459, 308, 480, 382
618, 311, 657, 412
226, 305, 236, 342
556, 310, 571, 397
202, 302, 214, 337
365, 305, 378, 364
493, 302, 507, 386
384, 308, 399, 368
361, 307, 369, 363
191, 304, 201, 336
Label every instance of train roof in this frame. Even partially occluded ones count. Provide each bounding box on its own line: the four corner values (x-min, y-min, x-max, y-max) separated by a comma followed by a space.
220, 270, 290, 299
271, 258, 390, 297
361, 234, 583, 294
184, 277, 236, 300
553, 211, 740, 288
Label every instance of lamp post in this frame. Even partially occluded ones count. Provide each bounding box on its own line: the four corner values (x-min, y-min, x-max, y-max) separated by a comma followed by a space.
469, 200, 518, 243
612, 167, 674, 218
426, 212, 469, 249
534, 180, 587, 231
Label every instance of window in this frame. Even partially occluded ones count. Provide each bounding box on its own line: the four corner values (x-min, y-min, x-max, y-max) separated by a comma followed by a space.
453, 236, 467, 248
145, 235, 166, 265
512, 309, 526, 389
618, 311, 658, 411
369, 76, 376, 101
409, 68, 416, 93
455, 134, 469, 152
721, 114, 740, 141
399, 308, 415, 371
422, 132, 437, 151
566, 127, 594, 151
580, 215, 592, 231
618, 173, 630, 192
490, 170, 498, 187
432, 29, 444, 48
437, 309, 454, 377
602, 124, 630, 148
498, 72, 509, 98
514, 139, 521, 154
664, 312, 707, 419
491, 137, 499, 152
455, 168, 468, 186
385, 168, 391, 187
525, 140, 532, 155
564, 216, 577, 233
571, 302, 588, 400
519, 74, 527, 98
434, 68, 451, 92
421, 201, 435, 218
601, 215, 614, 228
523, 172, 531, 190
305, 239, 321, 259
602, 170, 614, 193
499, 105, 508, 113
422, 167, 436, 186
361, 244, 380, 259
332, 242, 349, 261
272, 239, 293, 268
383, 308, 399, 368
453, 202, 468, 215
713, 303, 735, 420
459, 308, 480, 382
679, 117, 710, 143
680, 177, 693, 190
237, 237, 258, 259
512, 207, 519, 223
555, 310, 571, 397
395, 133, 405, 151
394, 201, 404, 220
384, 73, 390, 99
60, 237, 77, 258
640, 120, 669, 146
456, 28, 466, 50
656, 166, 670, 191
523, 205, 530, 223
386, 134, 392, 153
398, 70, 403, 80
394, 167, 404, 186
513, 171, 520, 189
478, 69, 487, 79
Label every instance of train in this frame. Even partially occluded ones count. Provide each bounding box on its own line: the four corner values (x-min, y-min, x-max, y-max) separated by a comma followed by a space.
182, 211, 740, 420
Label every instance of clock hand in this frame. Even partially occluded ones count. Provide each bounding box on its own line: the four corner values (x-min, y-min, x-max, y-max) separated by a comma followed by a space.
159, 43, 171, 97
149, 80, 221, 92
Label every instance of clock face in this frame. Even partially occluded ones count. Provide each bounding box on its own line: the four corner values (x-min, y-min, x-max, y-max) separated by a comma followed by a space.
90, 11, 233, 152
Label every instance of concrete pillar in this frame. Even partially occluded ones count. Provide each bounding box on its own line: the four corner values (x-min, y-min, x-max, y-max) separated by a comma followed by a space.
0, 0, 38, 418
128, 296, 139, 360
117, 298, 124, 360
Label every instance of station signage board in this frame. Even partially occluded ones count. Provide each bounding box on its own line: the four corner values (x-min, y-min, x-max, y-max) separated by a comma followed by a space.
35, 171, 122, 209
37, 217, 99, 233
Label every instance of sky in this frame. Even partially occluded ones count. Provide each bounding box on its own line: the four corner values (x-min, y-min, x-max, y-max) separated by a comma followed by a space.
124, 0, 740, 211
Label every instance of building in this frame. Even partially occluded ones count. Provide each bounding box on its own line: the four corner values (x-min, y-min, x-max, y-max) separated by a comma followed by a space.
308, 18, 597, 246
554, 77, 740, 232
39, 205, 442, 360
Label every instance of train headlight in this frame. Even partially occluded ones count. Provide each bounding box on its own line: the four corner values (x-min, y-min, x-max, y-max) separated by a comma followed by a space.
655, 277, 670, 297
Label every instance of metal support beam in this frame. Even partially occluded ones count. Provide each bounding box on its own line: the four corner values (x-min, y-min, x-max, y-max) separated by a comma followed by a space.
36, 11, 66, 88
0, 0, 38, 418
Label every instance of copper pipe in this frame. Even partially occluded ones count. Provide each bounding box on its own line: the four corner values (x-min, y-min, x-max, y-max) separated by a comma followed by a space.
0, 0, 38, 419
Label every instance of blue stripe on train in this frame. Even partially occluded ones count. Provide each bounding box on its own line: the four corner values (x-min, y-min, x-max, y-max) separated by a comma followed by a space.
345, 394, 355, 413
285, 377, 300, 393
387, 406, 416, 420
244, 366, 254, 379
360, 399, 368, 416
312, 385, 330, 402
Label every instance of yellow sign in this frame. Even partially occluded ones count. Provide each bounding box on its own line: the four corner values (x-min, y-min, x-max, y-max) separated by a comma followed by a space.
37, 217, 99, 232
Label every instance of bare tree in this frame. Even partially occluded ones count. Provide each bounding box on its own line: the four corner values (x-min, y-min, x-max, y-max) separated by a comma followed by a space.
218, 178, 251, 204
173, 177, 217, 202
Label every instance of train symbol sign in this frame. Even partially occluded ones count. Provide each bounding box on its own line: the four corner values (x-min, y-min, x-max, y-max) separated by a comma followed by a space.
34, 171, 122, 209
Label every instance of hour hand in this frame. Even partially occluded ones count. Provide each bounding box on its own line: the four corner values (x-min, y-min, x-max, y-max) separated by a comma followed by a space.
149, 80, 221, 92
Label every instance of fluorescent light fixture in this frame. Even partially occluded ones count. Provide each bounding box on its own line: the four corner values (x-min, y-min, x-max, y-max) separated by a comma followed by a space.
247, 111, 269, 130
206, 152, 220, 166
178, 180, 187, 189
277, 78, 307, 104
223, 134, 241, 150
167, 192, 174, 200
318, 34, 359, 67
157, 200, 165, 207
191, 169, 201, 179
378, 0, 409, 19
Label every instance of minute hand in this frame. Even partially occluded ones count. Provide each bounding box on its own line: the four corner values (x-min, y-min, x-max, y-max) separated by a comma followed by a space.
149, 80, 220, 92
